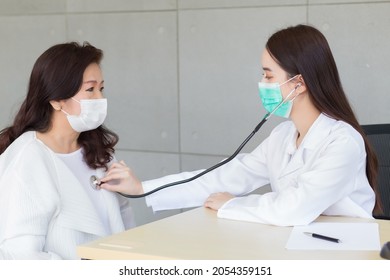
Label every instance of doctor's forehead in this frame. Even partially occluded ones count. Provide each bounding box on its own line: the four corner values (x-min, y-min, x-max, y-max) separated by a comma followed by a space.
261, 49, 286, 76
261, 50, 275, 71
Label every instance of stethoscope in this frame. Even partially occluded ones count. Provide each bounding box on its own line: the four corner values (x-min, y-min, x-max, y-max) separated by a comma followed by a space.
90, 175, 101, 191
88, 113, 268, 197
90, 83, 302, 198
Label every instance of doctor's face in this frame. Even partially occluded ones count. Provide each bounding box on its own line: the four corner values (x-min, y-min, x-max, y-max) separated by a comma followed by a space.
260, 49, 297, 99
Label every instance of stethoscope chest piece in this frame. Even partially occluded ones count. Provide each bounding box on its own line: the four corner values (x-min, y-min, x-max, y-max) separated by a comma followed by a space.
90, 175, 101, 190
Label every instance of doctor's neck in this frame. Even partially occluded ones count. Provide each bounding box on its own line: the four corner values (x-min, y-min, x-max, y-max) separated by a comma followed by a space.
291, 96, 321, 147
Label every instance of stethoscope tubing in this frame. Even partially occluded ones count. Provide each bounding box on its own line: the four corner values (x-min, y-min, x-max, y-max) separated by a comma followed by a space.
90, 84, 299, 198
116, 114, 269, 198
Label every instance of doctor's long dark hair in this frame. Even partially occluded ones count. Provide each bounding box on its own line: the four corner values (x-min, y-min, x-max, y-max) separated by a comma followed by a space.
0, 42, 118, 170
266, 24, 381, 214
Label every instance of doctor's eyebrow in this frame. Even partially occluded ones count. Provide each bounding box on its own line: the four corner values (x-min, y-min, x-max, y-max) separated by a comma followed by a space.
262, 67, 272, 72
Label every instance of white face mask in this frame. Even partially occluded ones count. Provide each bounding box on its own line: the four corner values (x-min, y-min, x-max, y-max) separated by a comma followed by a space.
61, 98, 107, 132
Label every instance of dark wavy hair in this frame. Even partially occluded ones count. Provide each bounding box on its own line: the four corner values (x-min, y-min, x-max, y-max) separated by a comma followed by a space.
266, 24, 381, 214
0, 42, 118, 170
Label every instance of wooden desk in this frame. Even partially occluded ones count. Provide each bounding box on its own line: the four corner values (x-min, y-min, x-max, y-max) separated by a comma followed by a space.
77, 207, 390, 260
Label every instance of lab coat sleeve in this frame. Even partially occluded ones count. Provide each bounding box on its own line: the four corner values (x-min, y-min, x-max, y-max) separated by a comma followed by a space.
143, 139, 271, 212
218, 133, 366, 226
0, 160, 62, 259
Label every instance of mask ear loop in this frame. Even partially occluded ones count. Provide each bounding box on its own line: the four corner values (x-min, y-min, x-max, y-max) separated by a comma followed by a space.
264, 82, 302, 121
284, 82, 302, 102
61, 97, 81, 116
71, 97, 81, 104
278, 74, 302, 102
61, 109, 70, 116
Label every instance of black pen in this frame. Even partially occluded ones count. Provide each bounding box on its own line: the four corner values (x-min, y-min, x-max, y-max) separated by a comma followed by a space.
303, 232, 341, 243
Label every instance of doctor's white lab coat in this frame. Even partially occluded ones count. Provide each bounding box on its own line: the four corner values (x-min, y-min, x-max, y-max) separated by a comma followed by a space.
144, 114, 375, 226
0, 131, 135, 259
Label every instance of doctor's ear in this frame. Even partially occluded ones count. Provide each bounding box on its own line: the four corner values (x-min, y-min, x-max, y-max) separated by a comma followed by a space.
49, 100, 62, 111
295, 75, 307, 93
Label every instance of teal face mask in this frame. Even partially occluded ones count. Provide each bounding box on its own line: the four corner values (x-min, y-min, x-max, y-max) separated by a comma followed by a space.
258, 76, 299, 118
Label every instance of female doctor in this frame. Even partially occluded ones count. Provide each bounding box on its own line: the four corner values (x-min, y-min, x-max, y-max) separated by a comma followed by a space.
100, 24, 381, 226
0, 42, 135, 259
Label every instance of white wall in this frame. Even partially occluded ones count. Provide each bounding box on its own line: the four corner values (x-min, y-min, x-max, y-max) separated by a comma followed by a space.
1, 0, 389, 226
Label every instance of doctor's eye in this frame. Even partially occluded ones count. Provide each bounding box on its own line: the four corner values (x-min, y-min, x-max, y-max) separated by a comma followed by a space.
262, 73, 272, 80
86, 87, 94, 93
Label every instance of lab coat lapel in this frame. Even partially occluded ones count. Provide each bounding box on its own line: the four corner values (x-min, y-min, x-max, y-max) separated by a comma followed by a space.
278, 126, 303, 178
54, 158, 108, 237
278, 114, 336, 179
279, 149, 305, 178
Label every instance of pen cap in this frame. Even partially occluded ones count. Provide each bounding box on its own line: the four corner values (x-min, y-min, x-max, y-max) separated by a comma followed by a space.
380, 241, 390, 260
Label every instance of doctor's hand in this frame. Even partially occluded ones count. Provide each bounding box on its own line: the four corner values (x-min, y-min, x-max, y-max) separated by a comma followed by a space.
204, 192, 235, 211
98, 160, 144, 196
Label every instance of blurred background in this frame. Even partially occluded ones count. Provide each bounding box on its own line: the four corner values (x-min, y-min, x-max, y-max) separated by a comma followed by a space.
0, 0, 389, 226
